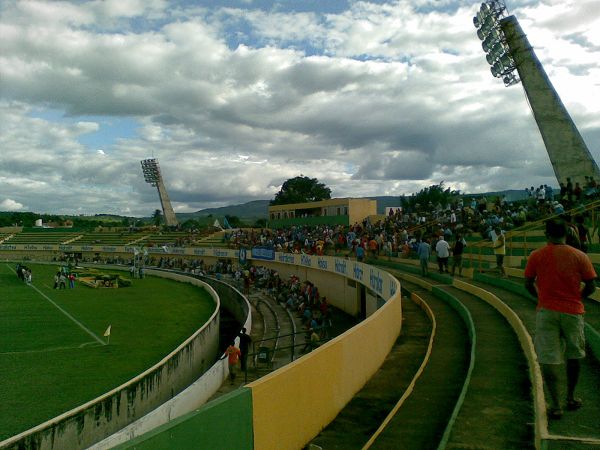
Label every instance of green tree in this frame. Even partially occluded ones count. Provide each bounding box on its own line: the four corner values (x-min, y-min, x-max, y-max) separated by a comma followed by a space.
181, 219, 201, 230
270, 175, 332, 205
152, 209, 163, 227
403, 182, 460, 211
224, 215, 243, 228
254, 218, 267, 228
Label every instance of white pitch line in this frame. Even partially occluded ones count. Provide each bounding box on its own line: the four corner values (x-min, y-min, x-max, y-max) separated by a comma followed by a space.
29, 283, 107, 345
6, 264, 107, 345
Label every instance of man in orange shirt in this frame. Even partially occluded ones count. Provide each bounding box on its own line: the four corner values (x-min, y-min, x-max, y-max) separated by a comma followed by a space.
525, 218, 596, 419
368, 236, 379, 259
226, 341, 242, 385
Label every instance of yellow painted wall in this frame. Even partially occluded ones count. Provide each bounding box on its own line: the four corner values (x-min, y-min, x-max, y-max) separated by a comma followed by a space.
268, 198, 376, 225
348, 198, 377, 225
249, 292, 402, 450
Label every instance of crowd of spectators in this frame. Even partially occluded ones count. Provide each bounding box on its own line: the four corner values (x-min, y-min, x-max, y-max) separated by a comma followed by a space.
220, 179, 598, 264
41, 181, 597, 288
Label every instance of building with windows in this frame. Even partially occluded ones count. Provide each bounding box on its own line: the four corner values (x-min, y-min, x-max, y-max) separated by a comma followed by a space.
268, 198, 377, 228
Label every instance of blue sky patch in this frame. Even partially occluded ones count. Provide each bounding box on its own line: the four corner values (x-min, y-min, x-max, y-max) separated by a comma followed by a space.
28, 108, 140, 152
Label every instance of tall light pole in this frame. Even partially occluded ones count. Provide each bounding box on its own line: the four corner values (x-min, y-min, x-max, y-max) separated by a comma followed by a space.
473, 1, 600, 187
141, 158, 179, 227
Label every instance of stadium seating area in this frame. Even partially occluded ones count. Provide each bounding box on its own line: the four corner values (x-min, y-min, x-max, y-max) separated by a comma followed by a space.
0, 229, 226, 248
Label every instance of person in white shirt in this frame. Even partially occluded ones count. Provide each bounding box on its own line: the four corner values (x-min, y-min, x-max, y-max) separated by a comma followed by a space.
537, 185, 546, 204
435, 236, 450, 273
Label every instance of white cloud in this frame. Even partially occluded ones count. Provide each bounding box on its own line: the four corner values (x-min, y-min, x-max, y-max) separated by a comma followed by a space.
0, 198, 25, 211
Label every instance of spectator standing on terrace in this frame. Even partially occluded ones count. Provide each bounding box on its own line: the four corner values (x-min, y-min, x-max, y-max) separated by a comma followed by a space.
564, 215, 582, 250
492, 226, 507, 277
226, 341, 241, 385
573, 182, 583, 202
356, 244, 365, 262
566, 178, 574, 203
451, 234, 466, 277
368, 236, 378, 259
524, 217, 596, 420
559, 182, 567, 202
575, 216, 591, 253
238, 328, 252, 373
417, 238, 432, 276
435, 236, 450, 274
537, 185, 546, 205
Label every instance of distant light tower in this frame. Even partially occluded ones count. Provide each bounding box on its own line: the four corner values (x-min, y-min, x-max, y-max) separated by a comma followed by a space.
473, 1, 600, 186
141, 158, 179, 227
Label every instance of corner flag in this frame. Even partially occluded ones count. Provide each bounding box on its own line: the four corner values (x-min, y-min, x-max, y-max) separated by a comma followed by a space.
103, 325, 112, 344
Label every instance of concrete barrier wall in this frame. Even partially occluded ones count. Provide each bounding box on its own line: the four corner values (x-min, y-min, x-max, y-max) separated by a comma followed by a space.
89, 274, 251, 450
89, 358, 230, 450
1, 271, 221, 450
196, 274, 250, 330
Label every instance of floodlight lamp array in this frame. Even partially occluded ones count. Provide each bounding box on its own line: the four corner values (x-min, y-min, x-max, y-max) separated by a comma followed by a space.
141, 158, 161, 186
473, 1, 520, 87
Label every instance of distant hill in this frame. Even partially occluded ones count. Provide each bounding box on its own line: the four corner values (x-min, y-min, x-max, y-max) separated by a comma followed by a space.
176, 200, 271, 221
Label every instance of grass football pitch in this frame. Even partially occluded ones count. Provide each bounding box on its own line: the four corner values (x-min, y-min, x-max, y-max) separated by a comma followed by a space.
0, 263, 216, 441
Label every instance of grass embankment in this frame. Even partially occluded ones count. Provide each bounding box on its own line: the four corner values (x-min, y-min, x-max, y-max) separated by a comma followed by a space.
0, 263, 215, 441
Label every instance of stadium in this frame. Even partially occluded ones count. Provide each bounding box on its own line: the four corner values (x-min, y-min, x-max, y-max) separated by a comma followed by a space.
2, 192, 600, 450
2, 1, 600, 450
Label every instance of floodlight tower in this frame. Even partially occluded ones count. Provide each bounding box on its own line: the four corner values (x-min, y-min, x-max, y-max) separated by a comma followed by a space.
473, 1, 600, 186
141, 158, 179, 227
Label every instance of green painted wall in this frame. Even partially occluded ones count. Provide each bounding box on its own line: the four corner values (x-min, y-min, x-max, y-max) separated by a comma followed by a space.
267, 215, 348, 228
114, 388, 253, 450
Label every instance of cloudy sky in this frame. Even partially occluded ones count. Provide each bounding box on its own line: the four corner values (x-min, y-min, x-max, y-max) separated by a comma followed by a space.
1, 0, 599, 216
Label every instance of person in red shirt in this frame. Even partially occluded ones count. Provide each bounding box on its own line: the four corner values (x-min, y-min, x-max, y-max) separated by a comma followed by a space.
226, 341, 242, 385
525, 217, 596, 419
